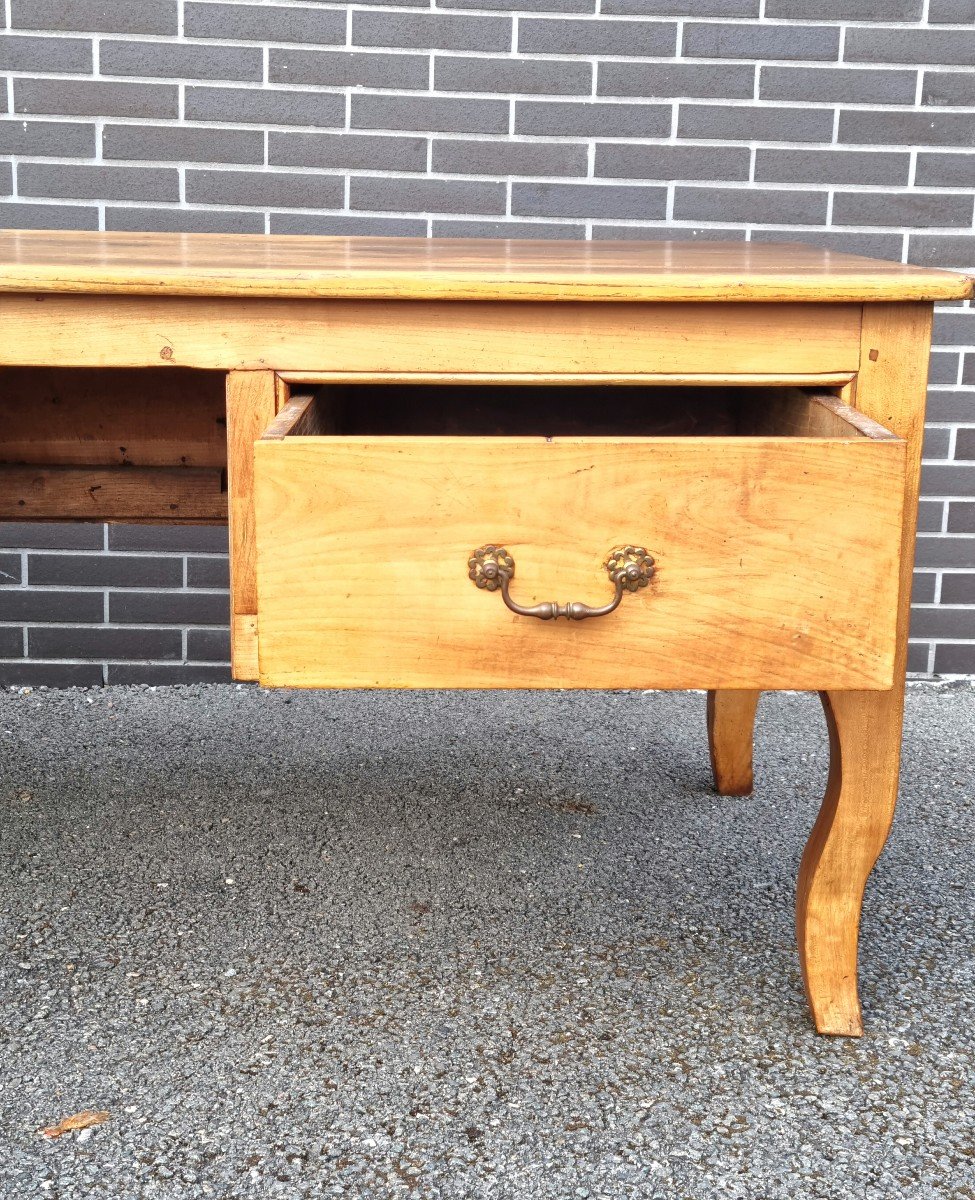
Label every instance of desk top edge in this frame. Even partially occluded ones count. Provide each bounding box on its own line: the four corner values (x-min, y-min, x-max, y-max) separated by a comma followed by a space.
0, 230, 971, 302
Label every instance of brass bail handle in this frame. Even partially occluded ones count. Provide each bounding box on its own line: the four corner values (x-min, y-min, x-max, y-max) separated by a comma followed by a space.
468, 544, 654, 621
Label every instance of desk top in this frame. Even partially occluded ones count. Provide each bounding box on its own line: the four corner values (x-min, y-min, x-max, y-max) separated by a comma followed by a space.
0, 230, 970, 303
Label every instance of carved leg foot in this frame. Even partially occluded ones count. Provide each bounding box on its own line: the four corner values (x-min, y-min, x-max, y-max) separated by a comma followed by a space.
797, 689, 903, 1036
706, 690, 760, 795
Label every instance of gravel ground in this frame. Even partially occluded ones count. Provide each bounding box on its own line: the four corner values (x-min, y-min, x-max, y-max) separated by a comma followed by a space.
1, 683, 973, 1200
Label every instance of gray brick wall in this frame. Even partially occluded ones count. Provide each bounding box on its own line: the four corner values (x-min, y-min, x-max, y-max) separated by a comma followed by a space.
1, 0, 973, 683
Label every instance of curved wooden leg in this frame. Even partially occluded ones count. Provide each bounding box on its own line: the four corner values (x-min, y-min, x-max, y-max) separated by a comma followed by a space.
706, 689, 761, 795
797, 688, 903, 1036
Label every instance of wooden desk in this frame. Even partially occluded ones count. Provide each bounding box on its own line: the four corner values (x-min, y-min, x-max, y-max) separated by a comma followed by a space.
2, 231, 971, 1036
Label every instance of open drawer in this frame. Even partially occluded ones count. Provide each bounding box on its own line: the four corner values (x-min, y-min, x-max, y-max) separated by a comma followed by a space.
252, 384, 906, 690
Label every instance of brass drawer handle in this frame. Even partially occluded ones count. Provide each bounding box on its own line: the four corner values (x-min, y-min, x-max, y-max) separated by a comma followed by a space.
468, 544, 654, 622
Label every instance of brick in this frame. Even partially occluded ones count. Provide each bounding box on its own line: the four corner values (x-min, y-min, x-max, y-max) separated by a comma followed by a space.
15, 78, 179, 120
849, 28, 975, 67
270, 213, 427, 236
948, 502, 975, 533
933, 643, 975, 675
432, 139, 588, 178
1, 523, 103, 550
755, 148, 910, 187
352, 11, 510, 53
106, 207, 266, 234
431, 219, 587, 239
0, 202, 99, 231
923, 428, 952, 460
11, 0, 177, 34
599, 61, 754, 100
0, 120, 94, 157
28, 554, 183, 589
929, 354, 963, 385
603, 0, 758, 12
906, 640, 931, 675
108, 526, 228, 553
185, 557, 230, 589
450, 0, 592, 8
596, 143, 750, 182
957, 429, 975, 461
19, 164, 179, 203
106, 663, 232, 684
516, 100, 670, 139
912, 234, 975, 272
594, 224, 747, 241
684, 22, 839, 61
518, 17, 677, 56
185, 169, 344, 209
104, 124, 264, 166
29, 626, 182, 660
0, 590, 103, 623
435, 55, 591, 97
679, 104, 833, 143
270, 131, 424, 173
922, 71, 975, 108
767, 0, 922, 14
0, 554, 23, 585
941, 573, 975, 604
675, 185, 827, 225
511, 182, 667, 221
933, 312, 975, 347
186, 628, 231, 661
0, 627, 25, 659
270, 49, 427, 91
928, 389, 975, 421
833, 191, 974, 230
762, 66, 917, 106
100, 40, 263, 83
351, 176, 506, 215
839, 110, 975, 149
966, 358, 975, 386
1, 163, 13, 195
907, 614, 965, 652
920, 463, 975, 497
354, 94, 508, 136
186, 86, 342, 130
916, 153, 975, 189
0, 34, 92, 72
929, 0, 975, 18
109, 591, 230, 626
915, 534, 975, 568
185, 3, 345, 44
911, 570, 938, 601
0, 662, 102, 686
750, 228, 905, 259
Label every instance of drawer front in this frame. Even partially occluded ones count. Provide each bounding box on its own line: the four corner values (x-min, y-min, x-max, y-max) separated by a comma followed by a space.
253, 432, 906, 691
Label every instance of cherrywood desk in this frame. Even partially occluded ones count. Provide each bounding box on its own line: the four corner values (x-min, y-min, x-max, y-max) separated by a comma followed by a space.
1, 231, 971, 1036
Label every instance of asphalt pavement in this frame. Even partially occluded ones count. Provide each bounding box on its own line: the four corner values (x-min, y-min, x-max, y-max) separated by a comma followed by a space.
1, 683, 973, 1199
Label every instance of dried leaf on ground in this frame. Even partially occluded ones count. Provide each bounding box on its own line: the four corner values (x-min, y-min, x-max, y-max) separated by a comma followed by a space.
41, 1110, 110, 1139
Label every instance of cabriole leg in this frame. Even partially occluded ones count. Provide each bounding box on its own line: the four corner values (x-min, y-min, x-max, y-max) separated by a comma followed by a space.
706, 689, 761, 796
797, 688, 904, 1037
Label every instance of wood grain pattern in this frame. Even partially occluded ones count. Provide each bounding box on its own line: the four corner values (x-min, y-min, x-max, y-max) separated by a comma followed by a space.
0, 231, 970, 302
226, 370, 276, 681
278, 371, 859, 389
797, 303, 933, 1036
706, 690, 761, 796
0, 464, 225, 520
0, 295, 863, 375
253, 426, 906, 691
232, 614, 259, 682
0, 366, 225, 467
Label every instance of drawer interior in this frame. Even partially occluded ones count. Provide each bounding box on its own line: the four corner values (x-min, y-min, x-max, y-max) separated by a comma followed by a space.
269, 383, 893, 443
